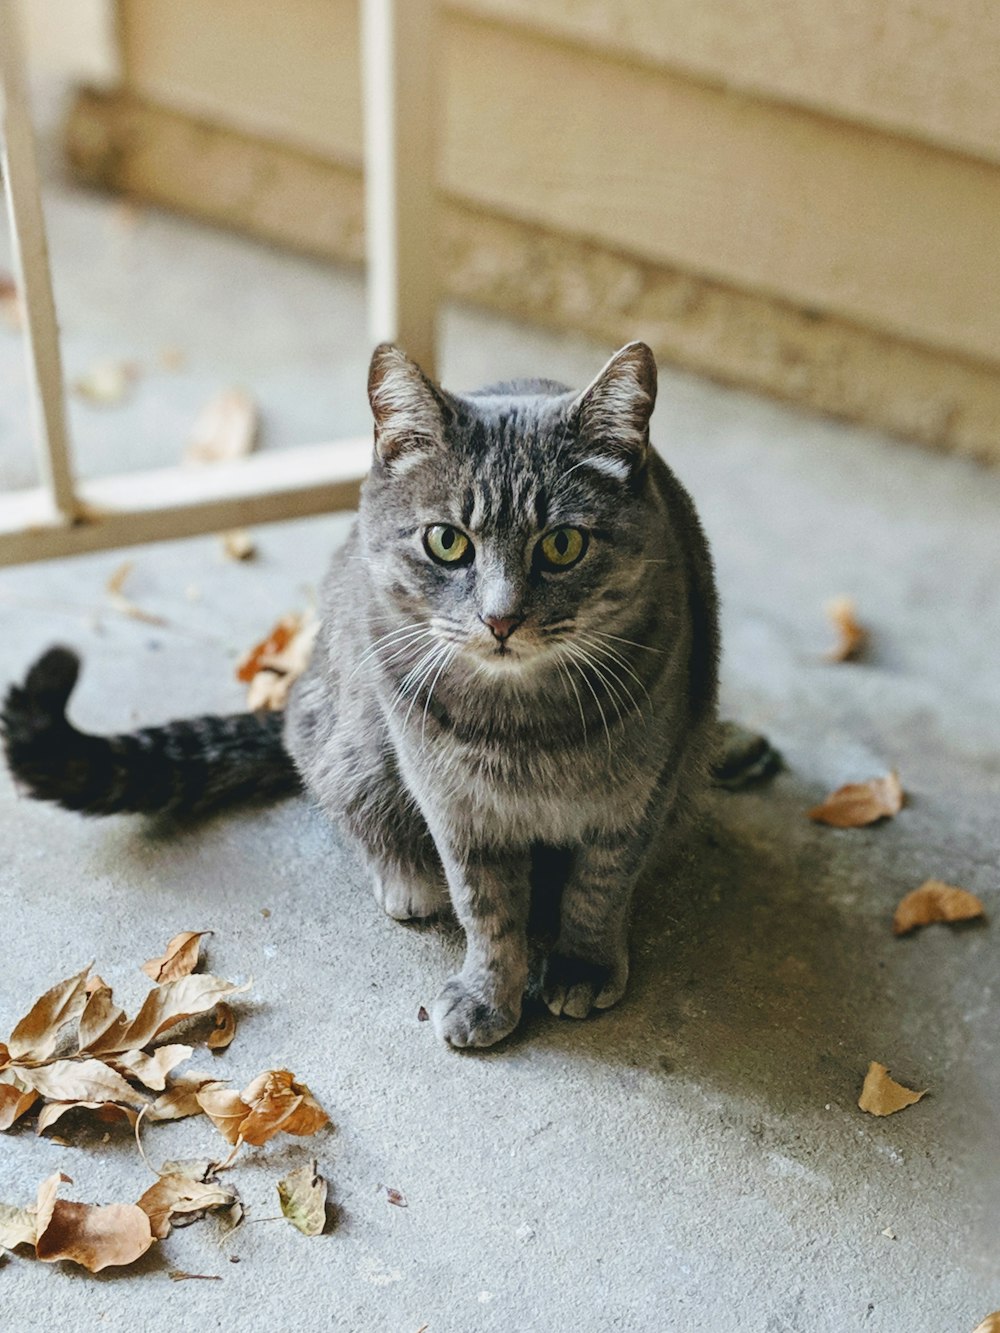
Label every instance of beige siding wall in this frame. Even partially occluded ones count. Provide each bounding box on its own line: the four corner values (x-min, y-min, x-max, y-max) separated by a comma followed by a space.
462, 0, 1000, 167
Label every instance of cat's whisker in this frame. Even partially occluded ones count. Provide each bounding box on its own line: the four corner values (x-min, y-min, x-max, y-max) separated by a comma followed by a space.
561, 640, 629, 726
400, 645, 450, 731
576, 632, 653, 709
421, 645, 457, 747
554, 657, 588, 742
558, 645, 612, 755
351, 623, 435, 678
589, 629, 665, 655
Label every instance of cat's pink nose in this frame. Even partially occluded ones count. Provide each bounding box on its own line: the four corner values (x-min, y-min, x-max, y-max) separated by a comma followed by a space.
481, 614, 523, 641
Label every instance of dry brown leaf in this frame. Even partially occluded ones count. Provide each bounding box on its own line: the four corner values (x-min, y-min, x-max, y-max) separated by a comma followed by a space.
808, 772, 904, 828
110, 1044, 193, 1091
36, 1101, 138, 1134
198, 1069, 330, 1147
105, 561, 168, 626
195, 1085, 254, 1145
858, 1062, 926, 1117
0, 1201, 37, 1250
184, 388, 258, 465
37, 1199, 153, 1271
893, 880, 986, 936
972, 1315, 1000, 1333
207, 1003, 236, 1051
159, 1158, 217, 1182
29, 1171, 154, 1272
141, 931, 211, 984
91, 973, 251, 1056
16, 1058, 147, 1108
277, 1160, 327, 1236
824, 595, 868, 662
137, 1173, 239, 1240
0, 1075, 39, 1130
73, 358, 139, 406
148, 1075, 227, 1123
6, 964, 92, 1063
238, 611, 318, 711
78, 981, 130, 1053
222, 529, 256, 561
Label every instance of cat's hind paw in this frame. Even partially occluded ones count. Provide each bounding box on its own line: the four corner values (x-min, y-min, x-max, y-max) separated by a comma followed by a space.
431, 975, 520, 1049
543, 953, 628, 1019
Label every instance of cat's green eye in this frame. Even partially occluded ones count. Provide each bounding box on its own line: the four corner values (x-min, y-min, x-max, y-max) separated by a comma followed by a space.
538, 526, 587, 570
424, 524, 472, 566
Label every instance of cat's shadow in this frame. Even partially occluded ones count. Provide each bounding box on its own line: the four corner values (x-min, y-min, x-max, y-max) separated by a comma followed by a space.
478, 767, 921, 1128
94, 768, 920, 1127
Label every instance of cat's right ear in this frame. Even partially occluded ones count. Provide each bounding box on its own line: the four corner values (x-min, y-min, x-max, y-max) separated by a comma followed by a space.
368, 343, 449, 471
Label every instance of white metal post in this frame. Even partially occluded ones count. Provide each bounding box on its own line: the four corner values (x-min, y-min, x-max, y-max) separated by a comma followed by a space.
0, 0, 78, 521
361, 0, 439, 378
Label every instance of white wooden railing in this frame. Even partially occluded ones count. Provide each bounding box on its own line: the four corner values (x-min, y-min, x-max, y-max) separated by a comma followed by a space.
0, 0, 437, 566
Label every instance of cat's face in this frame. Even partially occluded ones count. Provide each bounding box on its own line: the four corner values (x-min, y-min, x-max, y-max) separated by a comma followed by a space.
359, 343, 658, 682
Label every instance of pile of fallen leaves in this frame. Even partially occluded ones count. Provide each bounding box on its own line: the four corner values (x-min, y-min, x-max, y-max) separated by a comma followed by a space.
0, 933, 331, 1272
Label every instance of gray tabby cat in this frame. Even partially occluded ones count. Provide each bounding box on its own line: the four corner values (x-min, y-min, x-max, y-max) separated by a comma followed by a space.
3, 341, 771, 1048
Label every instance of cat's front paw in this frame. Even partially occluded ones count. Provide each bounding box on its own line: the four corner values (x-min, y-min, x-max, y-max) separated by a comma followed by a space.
543, 952, 628, 1019
372, 865, 448, 921
431, 975, 520, 1049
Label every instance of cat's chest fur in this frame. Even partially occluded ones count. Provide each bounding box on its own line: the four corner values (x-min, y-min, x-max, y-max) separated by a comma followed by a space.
390, 710, 654, 844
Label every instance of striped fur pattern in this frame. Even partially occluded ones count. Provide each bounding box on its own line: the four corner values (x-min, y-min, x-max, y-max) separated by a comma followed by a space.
285, 341, 722, 1047
2, 646, 299, 816
2, 341, 738, 1049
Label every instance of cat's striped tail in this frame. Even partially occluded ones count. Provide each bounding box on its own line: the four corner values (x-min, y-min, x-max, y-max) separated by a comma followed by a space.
1, 646, 301, 818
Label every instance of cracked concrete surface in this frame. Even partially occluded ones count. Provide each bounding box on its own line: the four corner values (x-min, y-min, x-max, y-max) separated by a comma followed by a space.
1, 142, 998, 1333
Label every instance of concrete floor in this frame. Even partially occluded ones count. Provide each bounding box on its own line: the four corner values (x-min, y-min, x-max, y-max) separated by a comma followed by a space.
1, 108, 999, 1333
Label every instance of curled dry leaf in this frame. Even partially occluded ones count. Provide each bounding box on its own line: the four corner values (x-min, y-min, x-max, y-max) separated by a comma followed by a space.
78, 980, 130, 1053
207, 1003, 236, 1051
277, 1160, 327, 1236
184, 388, 258, 465
238, 611, 319, 712
110, 1043, 193, 1092
28, 1171, 154, 1272
106, 561, 168, 626
858, 1062, 926, 1117
824, 595, 868, 662
72, 358, 139, 406
893, 881, 986, 936
141, 931, 212, 984
972, 1316, 1000, 1333
159, 1158, 217, 1182
148, 1075, 228, 1123
36, 1100, 138, 1134
198, 1069, 330, 1147
0, 1074, 39, 1130
16, 1058, 147, 1108
222, 529, 256, 561
0, 1201, 37, 1250
137, 1173, 240, 1240
5, 964, 92, 1063
808, 772, 904, 828
92, 973, 251, 1055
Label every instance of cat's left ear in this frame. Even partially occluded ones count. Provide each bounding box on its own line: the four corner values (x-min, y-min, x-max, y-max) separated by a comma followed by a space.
571, 341, 657, 480
368, 343, 453, 471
